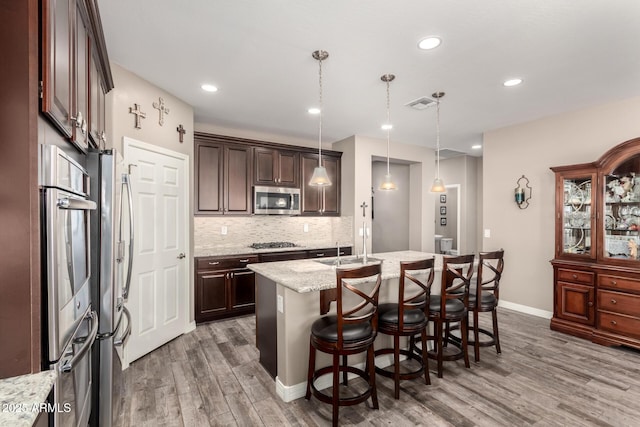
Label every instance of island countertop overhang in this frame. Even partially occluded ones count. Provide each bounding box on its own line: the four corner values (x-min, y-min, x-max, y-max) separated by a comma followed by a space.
247, 250, 442, 293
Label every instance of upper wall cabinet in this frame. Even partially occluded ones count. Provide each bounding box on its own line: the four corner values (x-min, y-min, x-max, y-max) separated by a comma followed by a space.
253, 147, 299, 187
195, 134, 252, 216
41, 0, 113, 152
195, 132, 342, 217
301, 152, 341, 216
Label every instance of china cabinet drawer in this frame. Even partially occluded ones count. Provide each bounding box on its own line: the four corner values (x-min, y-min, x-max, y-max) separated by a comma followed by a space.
196, 255, 259, 271
597, 274, 640, 293
557, 268, 594, 285
598, 290, 640, 317
598, 311, 640, 339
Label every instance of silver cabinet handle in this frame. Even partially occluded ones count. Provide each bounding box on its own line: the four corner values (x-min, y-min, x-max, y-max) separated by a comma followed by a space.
239, 259, 250, 263
61, 311, 98, 373
316, 253, 325, 257
208, 261, 220, 266
178, 253, 186, 259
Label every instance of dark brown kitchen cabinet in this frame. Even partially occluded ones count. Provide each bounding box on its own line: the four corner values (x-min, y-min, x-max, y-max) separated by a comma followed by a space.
41, 0, 113, 152
301, 152, 341, 216
195, 135, 252, 215
88, 49, 106, 148
551, 137, 640, 350
254, 147, 299, 187
195, 255, 259, 323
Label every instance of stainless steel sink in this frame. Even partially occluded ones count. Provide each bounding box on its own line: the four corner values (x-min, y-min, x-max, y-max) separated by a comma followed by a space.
314, 256, 383, 267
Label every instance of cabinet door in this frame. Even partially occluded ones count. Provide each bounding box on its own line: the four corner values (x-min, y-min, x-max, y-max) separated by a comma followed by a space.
321, 155, 340, 215
88, 49, 100, 147
196, 271, 228, 321
301, 153, 322, 214
72, 4, 90, 151
225, 145, 251, 214
277, 150, 299, 187
556, 282, 595, 325
230, 270, 256, 309
196, 143, 223, 214
254, 148, 277, 185
556, 171, 596, 259
42, 0, 74, 138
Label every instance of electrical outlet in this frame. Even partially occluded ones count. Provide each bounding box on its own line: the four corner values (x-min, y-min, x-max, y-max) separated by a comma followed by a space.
277, 295, 284, 313
303, 223, 309, 233
221, 226, 228, 235
484, 229, 491, 238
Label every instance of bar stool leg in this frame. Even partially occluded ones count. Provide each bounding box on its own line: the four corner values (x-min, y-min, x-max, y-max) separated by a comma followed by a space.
305, 340, 315, 400
393, 335, 400, 399
493, 310, 501, 354
436, 319, 444, 378
473, 311, 481, 362
420, 328, 431, 385
461, 317, 470, 368
367, 345, 379, 409
332, 353, 340, 426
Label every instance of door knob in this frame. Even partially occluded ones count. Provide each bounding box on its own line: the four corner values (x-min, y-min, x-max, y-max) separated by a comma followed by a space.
177, 253, 186, 259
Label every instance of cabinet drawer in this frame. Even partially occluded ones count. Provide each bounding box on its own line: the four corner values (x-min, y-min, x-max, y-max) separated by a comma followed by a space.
308, 247, 352, 258
598, 311, 640, 339
557, 268, 594, 285
197, 255, 259, 271
598, 274, 640, 293
598, 290, 640, 317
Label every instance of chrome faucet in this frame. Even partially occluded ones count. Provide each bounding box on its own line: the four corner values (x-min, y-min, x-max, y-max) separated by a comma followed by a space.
360, 201, 369, 264
336, 242, 341, 267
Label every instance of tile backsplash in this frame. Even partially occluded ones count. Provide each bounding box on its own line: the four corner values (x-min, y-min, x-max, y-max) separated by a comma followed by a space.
194, 216, 354, 249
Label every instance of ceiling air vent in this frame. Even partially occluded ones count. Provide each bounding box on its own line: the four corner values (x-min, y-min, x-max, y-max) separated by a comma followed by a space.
438, 149, 466, 159
405, 96, 436, 110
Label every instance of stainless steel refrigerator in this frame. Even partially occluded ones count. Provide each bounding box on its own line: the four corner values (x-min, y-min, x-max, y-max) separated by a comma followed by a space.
88, 149, 133, 427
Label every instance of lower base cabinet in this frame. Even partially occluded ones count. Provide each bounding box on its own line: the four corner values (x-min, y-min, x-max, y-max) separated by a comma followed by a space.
195, 247, 352, 323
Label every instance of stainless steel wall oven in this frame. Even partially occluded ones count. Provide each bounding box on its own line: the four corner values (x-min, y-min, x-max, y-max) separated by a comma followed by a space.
40, 145, 98, 427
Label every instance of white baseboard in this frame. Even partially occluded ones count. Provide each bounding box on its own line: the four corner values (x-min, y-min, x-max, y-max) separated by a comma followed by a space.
275, 354, 396, 402
185, 320, 196, 333
499, 300, 553, 319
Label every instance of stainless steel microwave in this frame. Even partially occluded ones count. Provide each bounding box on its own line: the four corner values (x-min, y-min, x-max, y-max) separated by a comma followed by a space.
254, 186, 301, 215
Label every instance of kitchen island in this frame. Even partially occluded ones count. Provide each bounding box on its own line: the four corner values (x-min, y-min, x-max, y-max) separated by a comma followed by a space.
248, 250, 441, 402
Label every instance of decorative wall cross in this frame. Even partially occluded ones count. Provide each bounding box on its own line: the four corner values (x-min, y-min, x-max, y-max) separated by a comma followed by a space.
177, 124, 186, 143
360, 201, 369, 217
128, 103, 146, 129
152, 97, 170, 126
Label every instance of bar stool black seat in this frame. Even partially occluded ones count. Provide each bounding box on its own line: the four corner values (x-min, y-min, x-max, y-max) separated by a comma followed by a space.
374, 258, 434, 399
305, 263, 382, 426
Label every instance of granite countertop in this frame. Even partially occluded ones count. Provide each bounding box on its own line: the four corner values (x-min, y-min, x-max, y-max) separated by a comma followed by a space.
248, 250, 442, 293
0, 370, 56, 426
194, 241, 353, 258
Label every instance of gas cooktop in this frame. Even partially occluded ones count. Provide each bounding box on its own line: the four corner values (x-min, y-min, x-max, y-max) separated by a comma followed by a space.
250, 241, 297, 249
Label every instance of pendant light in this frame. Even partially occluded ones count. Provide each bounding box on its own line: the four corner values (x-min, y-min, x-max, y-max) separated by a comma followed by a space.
430, 91, 446, 193
379, 74, 397, 191
309, 50, 332, 187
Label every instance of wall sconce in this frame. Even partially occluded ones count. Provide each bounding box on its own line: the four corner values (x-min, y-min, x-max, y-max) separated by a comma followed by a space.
515, 175, 532, 209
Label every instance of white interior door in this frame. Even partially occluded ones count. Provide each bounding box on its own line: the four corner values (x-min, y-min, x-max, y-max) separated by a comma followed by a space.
123, 137, 189, 364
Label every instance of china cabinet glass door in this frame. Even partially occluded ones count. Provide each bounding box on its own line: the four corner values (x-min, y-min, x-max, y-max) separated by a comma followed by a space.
562, 175, 594, 257
602, 156, 640, 261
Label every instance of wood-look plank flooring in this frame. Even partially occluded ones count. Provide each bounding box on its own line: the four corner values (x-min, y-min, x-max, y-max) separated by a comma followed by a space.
115, 308, 640, 426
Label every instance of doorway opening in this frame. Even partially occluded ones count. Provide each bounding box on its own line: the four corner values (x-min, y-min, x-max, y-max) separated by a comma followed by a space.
435, 184, 461, 254
371, 161, 411, 253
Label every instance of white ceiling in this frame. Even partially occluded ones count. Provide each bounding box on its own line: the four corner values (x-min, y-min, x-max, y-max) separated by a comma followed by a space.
98, 0, 640, 156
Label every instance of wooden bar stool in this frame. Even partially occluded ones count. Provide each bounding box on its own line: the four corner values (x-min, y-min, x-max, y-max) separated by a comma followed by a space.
468, 249, 504, 362
375, 259, 434, 399
429, 254, 474, 378
305, 263, 382, 426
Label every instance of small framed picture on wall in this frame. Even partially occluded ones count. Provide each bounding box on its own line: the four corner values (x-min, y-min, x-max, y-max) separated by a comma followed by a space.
440, 217, 447, 226
440, 194, 446, 203
440, 206, 447, 215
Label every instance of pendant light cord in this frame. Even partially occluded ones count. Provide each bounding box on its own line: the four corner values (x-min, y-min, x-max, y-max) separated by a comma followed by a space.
386, 78, 391, 175
436, 96, 441, 179
318, 56, 323, 167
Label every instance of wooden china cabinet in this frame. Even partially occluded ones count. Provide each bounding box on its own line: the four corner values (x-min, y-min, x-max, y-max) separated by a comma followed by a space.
551, 137, 640, 350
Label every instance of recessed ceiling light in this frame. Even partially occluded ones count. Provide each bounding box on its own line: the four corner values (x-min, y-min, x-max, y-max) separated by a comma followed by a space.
308, 107, 321, 114
201, 84, 218, 92
472, 144, 482, 150
503, 78, 523, 87
418, 37, 442, 50
381, 123, 393, 130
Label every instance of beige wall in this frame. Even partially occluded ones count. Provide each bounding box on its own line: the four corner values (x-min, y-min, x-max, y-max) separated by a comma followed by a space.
334, 135, 435, 254
106, 63, 196, 321
483, 95, 640, 315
